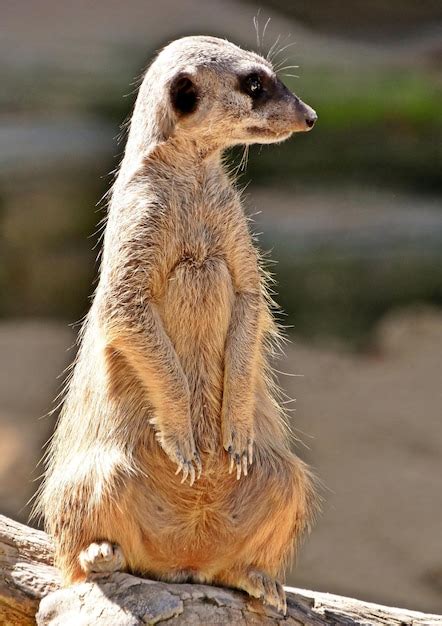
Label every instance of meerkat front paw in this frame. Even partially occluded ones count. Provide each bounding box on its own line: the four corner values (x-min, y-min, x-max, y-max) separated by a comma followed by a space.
157, 432, 202, 486
79, 541, 126, 575
174, 445, 202, 486
223, 425, 254, 480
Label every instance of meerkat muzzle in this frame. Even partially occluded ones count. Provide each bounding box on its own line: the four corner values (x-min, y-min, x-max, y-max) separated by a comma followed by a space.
290, 96, 317, 132
305, 110, 318, 129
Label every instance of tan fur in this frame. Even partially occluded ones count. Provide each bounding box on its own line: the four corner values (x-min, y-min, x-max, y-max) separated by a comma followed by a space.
35, 36, 318, 613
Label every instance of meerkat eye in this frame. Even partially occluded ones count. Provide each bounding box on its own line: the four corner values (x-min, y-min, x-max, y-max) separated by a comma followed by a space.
243, 73, 263, 98
170, 74, 199, 115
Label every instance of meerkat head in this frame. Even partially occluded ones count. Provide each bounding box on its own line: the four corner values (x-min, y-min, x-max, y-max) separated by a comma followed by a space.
130, 35, 317, 155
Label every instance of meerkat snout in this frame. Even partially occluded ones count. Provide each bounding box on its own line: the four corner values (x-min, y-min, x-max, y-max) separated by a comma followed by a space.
292, 95, 318, 131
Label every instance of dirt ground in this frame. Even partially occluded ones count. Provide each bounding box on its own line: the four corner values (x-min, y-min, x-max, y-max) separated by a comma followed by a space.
281, 308, 442, 613
1, 309, 441, 613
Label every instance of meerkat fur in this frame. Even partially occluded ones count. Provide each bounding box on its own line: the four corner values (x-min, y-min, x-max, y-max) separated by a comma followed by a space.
35, 35, 319, 614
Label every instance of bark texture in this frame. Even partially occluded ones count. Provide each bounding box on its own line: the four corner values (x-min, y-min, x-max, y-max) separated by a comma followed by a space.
1, 514, 441, 626
0, 515, 60, 625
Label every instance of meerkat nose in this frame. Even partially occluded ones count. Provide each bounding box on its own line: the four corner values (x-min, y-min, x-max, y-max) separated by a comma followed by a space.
305, 112, 318, 129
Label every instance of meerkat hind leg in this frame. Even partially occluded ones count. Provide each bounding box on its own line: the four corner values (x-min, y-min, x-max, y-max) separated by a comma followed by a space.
79, 541, 126, 575
214, 567, 287, 615
241, 569, 287, 615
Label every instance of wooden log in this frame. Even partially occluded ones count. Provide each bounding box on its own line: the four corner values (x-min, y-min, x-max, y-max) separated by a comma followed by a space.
0, 515, 60, 626
1, 514, 441, 626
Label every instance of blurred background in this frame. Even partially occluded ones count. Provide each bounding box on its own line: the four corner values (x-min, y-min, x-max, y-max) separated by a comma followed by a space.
1, 0, 441, 614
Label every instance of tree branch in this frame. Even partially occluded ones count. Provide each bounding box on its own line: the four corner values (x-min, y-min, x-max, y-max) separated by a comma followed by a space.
1, 514, 441, 625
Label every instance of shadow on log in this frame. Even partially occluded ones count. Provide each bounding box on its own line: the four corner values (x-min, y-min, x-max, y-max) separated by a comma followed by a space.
1, 514, 441, 625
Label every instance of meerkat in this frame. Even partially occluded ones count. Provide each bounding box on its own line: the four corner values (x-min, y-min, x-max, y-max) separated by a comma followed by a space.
35, 35, 318, 614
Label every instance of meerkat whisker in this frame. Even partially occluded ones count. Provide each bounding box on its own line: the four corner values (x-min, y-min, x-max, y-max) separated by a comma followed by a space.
253, 11, 261, 51
261, 17, 272, 49
273, 40, 297, 58
275, 64, 300, 72
266, 34, 281, 62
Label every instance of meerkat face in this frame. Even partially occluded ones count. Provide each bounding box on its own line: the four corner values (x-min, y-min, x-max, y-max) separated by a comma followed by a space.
156, 36, 317, 149
134, 36, 317, 153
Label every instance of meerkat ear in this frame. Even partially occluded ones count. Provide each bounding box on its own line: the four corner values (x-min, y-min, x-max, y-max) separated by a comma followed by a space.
170, 73, 199, 116
152, 72, 198, 144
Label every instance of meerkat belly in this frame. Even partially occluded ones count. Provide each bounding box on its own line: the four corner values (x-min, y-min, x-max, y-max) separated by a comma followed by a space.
135, 457, 250, 573
161, 254, 234, 350
159, 254, 235, 443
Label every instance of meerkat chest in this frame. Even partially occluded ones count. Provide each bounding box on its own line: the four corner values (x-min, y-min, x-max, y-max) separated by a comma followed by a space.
170, 210, 231, 292
169, 178, 239, 262
177, 199, 233, 261
179, 217, 223, 264
160, 199, 236, 331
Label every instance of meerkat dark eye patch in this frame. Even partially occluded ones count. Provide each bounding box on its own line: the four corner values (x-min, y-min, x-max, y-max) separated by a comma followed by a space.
238, 70, 275, 108
170, 74, 199, 115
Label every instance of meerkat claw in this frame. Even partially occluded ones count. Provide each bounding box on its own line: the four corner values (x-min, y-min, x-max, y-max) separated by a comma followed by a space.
175, 462, 183, 475
247, 438, 254, 465
241, 569, 287, 616
171, 439, 200, 485
175, 454, 201, 486
228, 448, 235, 474
276, 580, 287, 615
228, 451, 247, 480
242, 453, 248, 477
189, 463, 196, 486
180, 463, 190, 484
235, 454, 242, 480
226, 440, 253, 479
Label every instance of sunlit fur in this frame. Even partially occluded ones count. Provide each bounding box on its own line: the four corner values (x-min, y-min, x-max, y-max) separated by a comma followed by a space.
35, 36, 318, 611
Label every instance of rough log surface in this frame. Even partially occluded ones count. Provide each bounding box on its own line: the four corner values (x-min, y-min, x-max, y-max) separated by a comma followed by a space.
0, 515, 61, 625
1, 515, 441, 626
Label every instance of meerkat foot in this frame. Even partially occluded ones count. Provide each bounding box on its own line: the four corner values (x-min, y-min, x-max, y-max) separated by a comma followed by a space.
223, 427, 253, 480
240, 569, 286, 615
79, 541, 126, 575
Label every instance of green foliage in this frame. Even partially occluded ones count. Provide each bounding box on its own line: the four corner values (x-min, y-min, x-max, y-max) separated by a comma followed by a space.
296, 68, 441, 127
273, 251, 442, 349
248, 68, 442, 193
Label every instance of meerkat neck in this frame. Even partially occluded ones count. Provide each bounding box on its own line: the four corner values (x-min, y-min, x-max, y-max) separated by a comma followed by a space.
158, 136, 221, 162
149, 137, 223, 173
116, 135, 225, 191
